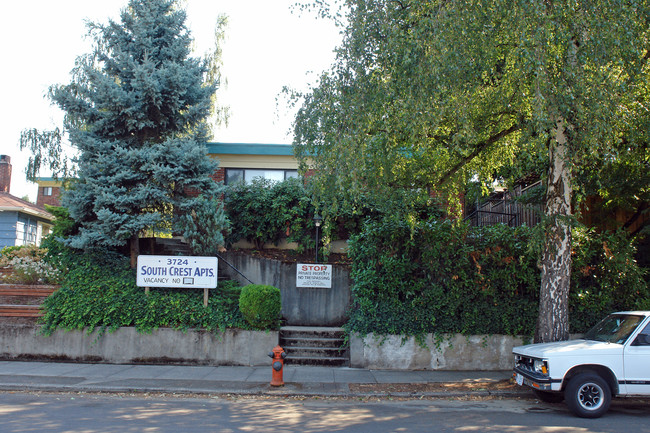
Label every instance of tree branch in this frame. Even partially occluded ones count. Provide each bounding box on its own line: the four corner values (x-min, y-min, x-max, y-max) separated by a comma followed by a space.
624, 201, 649, 235
437, 123, 520, 186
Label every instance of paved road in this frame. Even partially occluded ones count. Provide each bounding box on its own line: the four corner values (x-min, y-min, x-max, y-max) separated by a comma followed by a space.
1, 392, 648, 433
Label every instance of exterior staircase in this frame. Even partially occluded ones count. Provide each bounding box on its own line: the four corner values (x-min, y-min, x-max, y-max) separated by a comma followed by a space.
155, 238, 192, 256
0, 284, 58, 324
280, 326, 349, 366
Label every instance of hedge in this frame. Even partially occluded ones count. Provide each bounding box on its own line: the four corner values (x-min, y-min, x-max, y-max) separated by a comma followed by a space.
346, 219, 648, 338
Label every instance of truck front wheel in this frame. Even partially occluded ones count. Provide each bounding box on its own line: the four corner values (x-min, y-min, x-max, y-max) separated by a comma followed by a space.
564, 373, 612, 418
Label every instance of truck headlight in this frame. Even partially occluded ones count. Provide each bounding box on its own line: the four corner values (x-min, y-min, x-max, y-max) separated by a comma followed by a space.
534, 360, 548, 375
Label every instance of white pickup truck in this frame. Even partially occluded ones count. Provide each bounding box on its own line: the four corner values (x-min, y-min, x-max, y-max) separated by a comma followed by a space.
513, 311, 650, 418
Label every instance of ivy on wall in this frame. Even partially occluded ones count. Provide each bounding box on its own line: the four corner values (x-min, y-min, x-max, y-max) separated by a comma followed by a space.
346, 219, 648, 339
39, 237, 247, 335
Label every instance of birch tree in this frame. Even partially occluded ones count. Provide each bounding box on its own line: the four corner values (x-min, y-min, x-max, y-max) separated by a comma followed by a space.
293, 0, 650, 341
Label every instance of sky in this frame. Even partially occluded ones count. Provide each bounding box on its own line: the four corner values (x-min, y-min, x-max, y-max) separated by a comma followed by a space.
0, 0, 342, 201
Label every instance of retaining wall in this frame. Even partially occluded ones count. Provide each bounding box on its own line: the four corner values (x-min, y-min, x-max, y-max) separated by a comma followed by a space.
1, 325, 529, 370
0, 325, 278, 366
350, 333, 526, 370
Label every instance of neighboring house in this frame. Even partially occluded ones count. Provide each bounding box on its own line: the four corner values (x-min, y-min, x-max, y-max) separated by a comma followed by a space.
35, 177, 63, 208
36, 142, 301, 207
0, 155, 54, 248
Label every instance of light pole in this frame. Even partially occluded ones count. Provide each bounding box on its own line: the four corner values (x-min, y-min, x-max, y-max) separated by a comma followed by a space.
313, 214, 322, 263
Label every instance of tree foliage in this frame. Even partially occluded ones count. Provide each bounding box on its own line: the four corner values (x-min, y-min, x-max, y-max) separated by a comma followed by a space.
176, 195, 229, 256
293, 0, 650, 341
20, 0, 229, 264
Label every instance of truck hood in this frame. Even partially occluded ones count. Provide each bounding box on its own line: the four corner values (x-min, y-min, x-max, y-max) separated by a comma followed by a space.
513, 339, 623, 358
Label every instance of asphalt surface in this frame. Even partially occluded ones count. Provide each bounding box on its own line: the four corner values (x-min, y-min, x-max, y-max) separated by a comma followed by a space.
0, 361, 522, 398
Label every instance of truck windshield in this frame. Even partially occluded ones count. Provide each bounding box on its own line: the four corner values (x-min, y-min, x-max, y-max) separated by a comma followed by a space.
583, 314, 644, 344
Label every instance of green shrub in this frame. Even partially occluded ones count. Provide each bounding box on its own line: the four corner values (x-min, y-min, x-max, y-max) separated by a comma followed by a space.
44, 205, 79, 238
223, 178, 446, 260
347, 219, 539, 338
225, 178, 315, 250
569, 228, 649, 331
238, 284, 281, 329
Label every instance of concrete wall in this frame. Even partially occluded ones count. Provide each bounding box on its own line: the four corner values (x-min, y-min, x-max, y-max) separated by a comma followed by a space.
350, 333, 526, 370
219, 252, 351, 326
0, 326, 278, 366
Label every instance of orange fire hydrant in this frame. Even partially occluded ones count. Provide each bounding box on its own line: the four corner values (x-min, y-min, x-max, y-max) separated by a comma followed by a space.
268, 345, 287, 386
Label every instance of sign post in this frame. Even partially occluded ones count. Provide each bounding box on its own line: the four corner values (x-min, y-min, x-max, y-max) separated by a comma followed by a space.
136, 255, 218, 306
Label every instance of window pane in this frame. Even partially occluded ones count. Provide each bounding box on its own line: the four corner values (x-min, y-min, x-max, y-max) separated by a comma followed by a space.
285, 170, 299, 180
244, 170, 265, 183
226, 169, 244, 185
265, 170, 285, 182
245, 170, 284, 183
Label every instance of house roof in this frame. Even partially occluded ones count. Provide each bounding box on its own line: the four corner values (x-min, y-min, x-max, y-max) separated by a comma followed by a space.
0, 192, 54, 221
34, 177, 62, 187
206, 142, 293, 156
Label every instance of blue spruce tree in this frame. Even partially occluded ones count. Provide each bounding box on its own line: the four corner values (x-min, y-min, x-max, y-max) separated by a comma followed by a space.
25, 0, 228, 266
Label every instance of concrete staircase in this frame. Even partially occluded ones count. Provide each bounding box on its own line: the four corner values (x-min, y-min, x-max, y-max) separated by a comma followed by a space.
280, 326, 349, 366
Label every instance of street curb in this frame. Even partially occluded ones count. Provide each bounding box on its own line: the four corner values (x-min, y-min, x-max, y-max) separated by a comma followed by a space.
0, 382, 530, 399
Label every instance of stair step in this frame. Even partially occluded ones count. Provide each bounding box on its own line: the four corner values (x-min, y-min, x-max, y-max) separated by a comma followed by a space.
280, 337, 345, 348
284, 355, 349, 366
280, 326, 345, 339
0, 304, 44, 317
0, 285, 58, 297
279, 326, 349, 366
283, 346, 347, 356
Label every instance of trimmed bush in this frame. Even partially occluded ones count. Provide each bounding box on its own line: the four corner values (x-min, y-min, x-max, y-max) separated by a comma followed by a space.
239, 284, 281, 329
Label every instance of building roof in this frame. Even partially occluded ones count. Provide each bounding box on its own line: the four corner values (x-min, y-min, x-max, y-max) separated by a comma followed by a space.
206, 142, 293, 156
0, 192, 54, 221
34, 177, 62, 187
34, 142, 298, 188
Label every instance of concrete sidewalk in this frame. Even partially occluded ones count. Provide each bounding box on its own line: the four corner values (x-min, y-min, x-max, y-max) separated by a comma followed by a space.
0, 361, 520, 398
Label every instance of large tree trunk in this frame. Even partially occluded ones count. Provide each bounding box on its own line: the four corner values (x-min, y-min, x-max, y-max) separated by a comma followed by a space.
535, 123, 573, 343
130, 233, 140, 269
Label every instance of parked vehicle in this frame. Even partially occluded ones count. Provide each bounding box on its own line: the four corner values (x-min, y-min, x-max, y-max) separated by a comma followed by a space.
513, 311, 650, 418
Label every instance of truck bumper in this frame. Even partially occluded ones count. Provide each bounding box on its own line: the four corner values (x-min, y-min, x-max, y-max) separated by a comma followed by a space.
513, 366, 560, 391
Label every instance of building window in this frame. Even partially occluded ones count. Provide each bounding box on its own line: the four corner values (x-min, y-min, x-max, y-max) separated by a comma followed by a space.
225, 169, 299, 185
16, 217, 38, 246
43, 187, 53, 196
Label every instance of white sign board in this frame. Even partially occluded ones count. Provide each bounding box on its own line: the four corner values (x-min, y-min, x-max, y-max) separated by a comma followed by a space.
296, 264, 332, 288
137, 255, 218, 289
